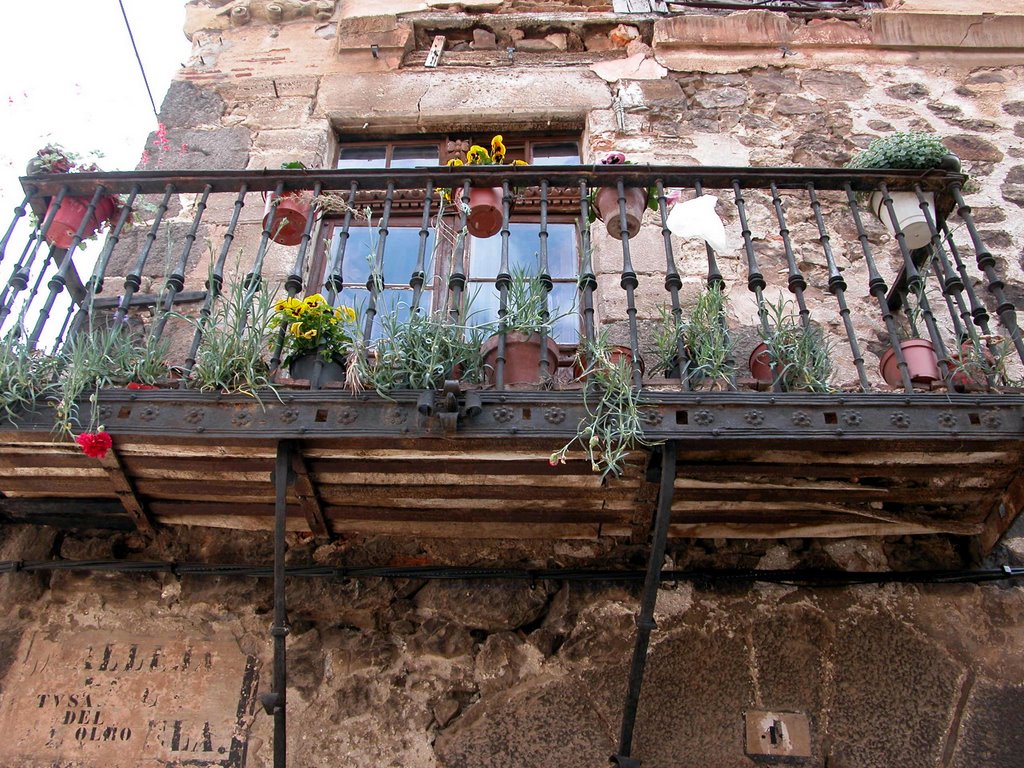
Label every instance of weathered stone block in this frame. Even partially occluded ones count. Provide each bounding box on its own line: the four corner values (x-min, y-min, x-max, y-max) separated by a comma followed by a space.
693, 86, 748, 109
802, 70, 869, 100
159, 79, 226, 128
139, 126, 251, 171
775, 95, 822, 116
414, 579, 550, 632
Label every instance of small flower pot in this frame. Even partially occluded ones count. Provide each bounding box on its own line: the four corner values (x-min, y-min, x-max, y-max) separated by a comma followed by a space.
263, 190, 315, 246
946, 341, 996, 392
44, 195, 119, 248
594, 186, 646, 240
573, 345, 644, 381
869, 190, 935, 250
466, 187, 504, 239
288, 353, 346, 387
879, 338, 940, 387
748, 342, 773, 383
481, 332, 560, 387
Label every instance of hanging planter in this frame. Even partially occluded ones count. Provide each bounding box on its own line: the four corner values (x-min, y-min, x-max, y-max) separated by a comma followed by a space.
44, 195, 120, 249
879, 338, 940, 387
593, 186, 647, 241
481, 332, 560, 387
868, 190, 934, 250
466, 186, 504, 239
263, 190, 315, 246
288, 353, 346, 387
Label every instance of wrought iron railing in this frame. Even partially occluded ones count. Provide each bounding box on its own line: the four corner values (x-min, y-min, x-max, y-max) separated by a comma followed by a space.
6, 164, 1021, 397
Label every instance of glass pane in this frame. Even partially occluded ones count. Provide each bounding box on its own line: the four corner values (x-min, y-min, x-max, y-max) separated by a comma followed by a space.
465, 281, 577, 344
392, 145, 439, 168
328, 224, 435, 287
532, 143, 580, 166
338, 287, 431, 342
468, 223, 576, 279
337, 145, 387, 169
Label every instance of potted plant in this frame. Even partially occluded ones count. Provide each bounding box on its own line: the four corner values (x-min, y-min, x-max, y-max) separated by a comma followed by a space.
446, 135, 528, 239
366, 302, 486, 394
0, 332, 62, 426
550, 333, 655, 479
27, 144, 121, 249
845, 132, 959, 250
877, 286, 940, 388
945, 334, 1009, 392
589, 152, 658, 241
749, 298, 833, 392
480, 265, 561, 386
271, 293, 358, 387
264, 161, 316, 245
652, 284, 736, 388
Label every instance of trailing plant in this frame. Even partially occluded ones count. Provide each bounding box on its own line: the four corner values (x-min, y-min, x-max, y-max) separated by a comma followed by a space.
550, 333, 656, 480
185, 273, 278, 400
757, 298, 833, 393
366, 301, 487, 394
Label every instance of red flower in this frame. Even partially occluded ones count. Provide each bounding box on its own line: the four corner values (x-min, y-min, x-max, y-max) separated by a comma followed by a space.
75, 431, 112, 459
126, 382, 158, 390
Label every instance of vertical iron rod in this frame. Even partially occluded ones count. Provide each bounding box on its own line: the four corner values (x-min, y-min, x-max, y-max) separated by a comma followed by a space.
734, 181, 779, 391
694, 180, 734, 390
577, 180, 597, 348
360, 181, 396, 345
410, 180, 435, 312
0, 192, 32, 267
656, 181, 688, 391
114, 184, 175, 324
613, 441, 678, 766
537, 179, 554, 383
271, 441, 290, 768
616, 179, 642, 389
152, 185, 212, 342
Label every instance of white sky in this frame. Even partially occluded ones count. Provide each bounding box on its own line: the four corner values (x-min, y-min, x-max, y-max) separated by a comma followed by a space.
0, 1, 192, 344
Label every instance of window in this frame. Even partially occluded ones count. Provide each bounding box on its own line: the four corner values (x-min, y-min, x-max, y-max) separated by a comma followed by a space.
312, 134, 581, 344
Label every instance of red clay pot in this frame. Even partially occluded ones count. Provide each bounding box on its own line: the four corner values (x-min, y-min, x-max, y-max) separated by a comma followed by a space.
594, 186, 646, 240
263, 190, 314, 246
573, 345, 644, 380
879, 338, 940, 387
481, 332, 560, 386
44, 195, 119, 248
947, 341, 996, 391
748, 342, 773, 383
466, 187, 504, 239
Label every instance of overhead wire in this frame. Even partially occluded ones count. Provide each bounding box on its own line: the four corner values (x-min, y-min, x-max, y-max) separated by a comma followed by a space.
117, 0, 160, 120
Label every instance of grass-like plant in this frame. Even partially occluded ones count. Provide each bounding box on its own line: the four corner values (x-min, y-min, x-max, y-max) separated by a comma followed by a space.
0, 331, 62, 426
498, 264, 554, 337
551, 333, 656, 479
757, 298, 833, 393
367, 300, 487, 393
186, 274, 278, 400
653, 284, 736, 387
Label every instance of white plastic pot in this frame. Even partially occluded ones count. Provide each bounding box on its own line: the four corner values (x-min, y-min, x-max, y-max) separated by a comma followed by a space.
869, 190, 935, 250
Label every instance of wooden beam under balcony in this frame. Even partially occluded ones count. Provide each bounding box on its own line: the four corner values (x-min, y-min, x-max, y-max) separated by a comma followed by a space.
0, 389, 1021, 552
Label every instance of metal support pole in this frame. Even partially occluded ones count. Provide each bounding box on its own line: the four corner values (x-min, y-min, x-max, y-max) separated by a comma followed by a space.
612, 441, 678, 767
269, 442, 292, 768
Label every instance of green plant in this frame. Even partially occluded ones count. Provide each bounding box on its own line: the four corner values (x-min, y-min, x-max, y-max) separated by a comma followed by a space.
845, 132, 951, 171
270, 293, 358, 366
0, 332, 62, 425
185, 274, 278, 400
367, 302, 487, 393
497, 265, 557, 337
550, 333, 657, 479
658, 284, 735, 387
447, 135, 528, 168
757, 298, 833, 393
587, 151, 660, 223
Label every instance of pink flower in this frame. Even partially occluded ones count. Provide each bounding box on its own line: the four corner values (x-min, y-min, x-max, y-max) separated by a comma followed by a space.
664, 188, 685, 207
600, 152, 627, 165
75, 431, 112, 459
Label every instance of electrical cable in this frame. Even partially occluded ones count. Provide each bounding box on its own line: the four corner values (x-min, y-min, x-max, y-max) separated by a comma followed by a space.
117, 0, 160, 119
2, 559, 1022, 587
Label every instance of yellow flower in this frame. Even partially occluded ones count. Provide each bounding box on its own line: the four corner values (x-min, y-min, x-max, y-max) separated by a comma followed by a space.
340, 306, 356, 322
288, 322, 305, 337
491, 134, 505, 153
302, 329, 317, 340
304, 293, 326, 308
446, 158, 464, 167
466, 145, 489, 165
512, 159, 528, 166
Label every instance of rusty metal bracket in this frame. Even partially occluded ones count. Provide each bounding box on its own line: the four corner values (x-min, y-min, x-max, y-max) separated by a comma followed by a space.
419, 380, 483, 435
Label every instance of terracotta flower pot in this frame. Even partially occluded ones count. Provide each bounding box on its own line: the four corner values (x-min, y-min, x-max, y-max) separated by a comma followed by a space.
748, 342, 773, 383
946, 341, 996, 391
879, 338, 940, 387
288, 353, 346, 387
466, 187, 504, 239
263, 190, 315, 246
594, 186, 646, 240
573, 345, 644, 381
44, 195, 119, 248
481, 332, 560, 386
869, 190, 935, 250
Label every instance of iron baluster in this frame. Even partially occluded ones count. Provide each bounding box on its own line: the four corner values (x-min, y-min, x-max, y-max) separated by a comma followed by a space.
616, 179, 643, 389
577, 179, 597, 348
807, 183, 869, 390
695, 180, 735, 390
537, 179, 555, 384
409, 180, 435, 313
360, 181, 396, 347
114, 184, 175, 325
941, 222, 992, 336
656, 180, 689, 391
0, 192, 32, 267
844, 183, 913, 391
182, 184, 248, 380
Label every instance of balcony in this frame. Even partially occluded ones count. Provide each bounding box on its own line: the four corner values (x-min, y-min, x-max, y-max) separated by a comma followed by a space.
2, 163, 1022, 552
